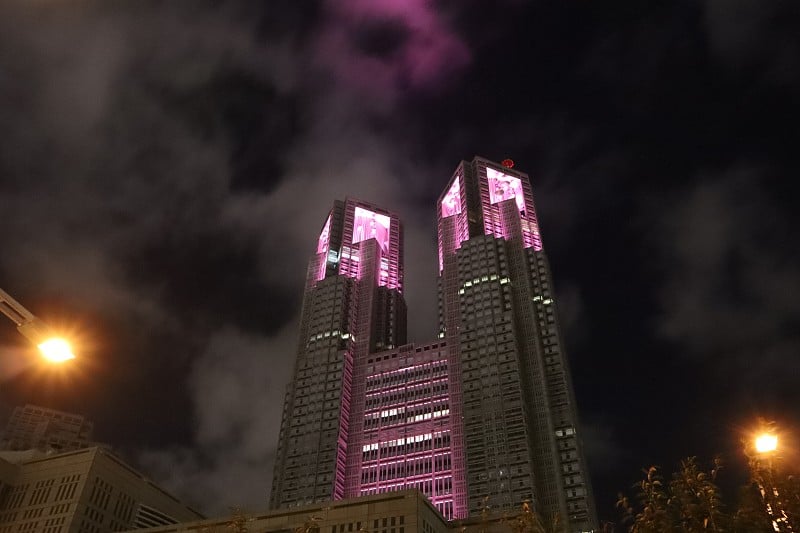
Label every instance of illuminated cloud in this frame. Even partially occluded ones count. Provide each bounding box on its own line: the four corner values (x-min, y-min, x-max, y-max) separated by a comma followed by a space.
315, 0, 470, 102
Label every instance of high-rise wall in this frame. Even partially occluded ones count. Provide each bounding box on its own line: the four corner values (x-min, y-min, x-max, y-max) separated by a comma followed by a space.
0, 404, 94, 453
355, 341, 459, 520
270, 198, 406, 510
437, 157, 596, 531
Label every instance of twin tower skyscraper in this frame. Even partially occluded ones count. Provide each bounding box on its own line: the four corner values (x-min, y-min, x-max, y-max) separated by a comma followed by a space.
269, 157, 597, 532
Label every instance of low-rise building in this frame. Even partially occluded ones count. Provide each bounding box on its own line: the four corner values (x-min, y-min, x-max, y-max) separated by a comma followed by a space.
125, 489, 529, 533
0, 404, 95, 453
127, 490, 450, 533
0, 447, 202, 533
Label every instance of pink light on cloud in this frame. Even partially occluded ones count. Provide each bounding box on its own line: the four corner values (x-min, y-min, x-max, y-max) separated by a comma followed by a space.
316, 0, 470, 97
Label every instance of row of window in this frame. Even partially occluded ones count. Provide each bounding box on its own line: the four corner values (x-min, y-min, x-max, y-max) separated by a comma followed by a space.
365, 363, 447, 392
364, 402, 450, 429
361, 432, 451, 461
365, 381, 448, 409
361, 455, 453, 482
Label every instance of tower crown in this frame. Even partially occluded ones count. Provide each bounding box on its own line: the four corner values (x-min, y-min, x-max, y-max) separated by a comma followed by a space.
312, 198, 403, 293
437, 156, 542, 271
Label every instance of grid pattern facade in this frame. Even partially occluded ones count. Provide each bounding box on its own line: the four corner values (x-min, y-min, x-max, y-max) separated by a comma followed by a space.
0, 447, 201, 533
271, 199, 407, 510
357, 343, 457, 520
437, 157, 597, 532
270, 274, 357, 506
0, 405, 94, 453
124, 490, 452, 533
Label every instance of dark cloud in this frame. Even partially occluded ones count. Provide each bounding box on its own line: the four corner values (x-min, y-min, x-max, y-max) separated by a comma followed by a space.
0, 0, 469, 514
705, 0, 800, 83
554, 282, 587, 347
140, 326, 297, 513
351, 19, 410, 61
647, 168, 800, 380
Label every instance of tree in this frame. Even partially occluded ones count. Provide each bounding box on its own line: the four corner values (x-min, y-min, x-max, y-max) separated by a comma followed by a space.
617, 455, 799, 532
500, 500, 563, 533
199, 507, 253, 533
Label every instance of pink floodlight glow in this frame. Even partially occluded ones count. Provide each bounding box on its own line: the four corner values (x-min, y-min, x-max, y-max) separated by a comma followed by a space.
352, 207, 391, 253
317, 214, 332, 254
487, 167, 524, 213
315, 214, 333, 280
441, 178, 461, 217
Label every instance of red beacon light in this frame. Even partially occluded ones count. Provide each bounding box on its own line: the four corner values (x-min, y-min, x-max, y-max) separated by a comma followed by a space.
501, 158, 514, 168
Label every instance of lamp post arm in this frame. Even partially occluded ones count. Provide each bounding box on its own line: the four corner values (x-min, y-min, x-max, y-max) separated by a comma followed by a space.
0, 288, 54, 345
0, 288, 37, 327
0, 288, 75, 362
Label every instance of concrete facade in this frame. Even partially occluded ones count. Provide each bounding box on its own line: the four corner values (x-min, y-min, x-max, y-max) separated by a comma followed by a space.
437, 157, 597, 531
0, 447, 202, 533
270, 199, 407, 511
127, 490, 451, 533
0, 405, 94, 453
128, 490, 536, 533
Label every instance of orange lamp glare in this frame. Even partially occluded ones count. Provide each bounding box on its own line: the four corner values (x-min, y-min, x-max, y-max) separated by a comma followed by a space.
755, 434, 778, 453
37, 338, 76, 363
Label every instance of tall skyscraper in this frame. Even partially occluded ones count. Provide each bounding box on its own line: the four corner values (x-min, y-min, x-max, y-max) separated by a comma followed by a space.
270, 158, 596, 532
437, 157, 596, 531
270, 198, 407, 510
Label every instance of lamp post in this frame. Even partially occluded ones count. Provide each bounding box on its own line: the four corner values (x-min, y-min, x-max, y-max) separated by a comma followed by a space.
0, 288, 75, 363
752, 428, 794, 532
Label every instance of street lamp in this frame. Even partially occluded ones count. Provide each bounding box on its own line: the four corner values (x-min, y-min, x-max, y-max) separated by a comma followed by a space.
0, 288, 75, 363
757, 433, 779, 454
751, 425, 794, 532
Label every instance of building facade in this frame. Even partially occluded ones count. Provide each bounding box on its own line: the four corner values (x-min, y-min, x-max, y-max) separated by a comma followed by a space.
0, 447, 202, 533
270, 199, 407, 511
356, 342, 457, 520
437, 157, 596, 530
127, 490, 451, 533
270, 159, 596, 531
0, 405, 94, 453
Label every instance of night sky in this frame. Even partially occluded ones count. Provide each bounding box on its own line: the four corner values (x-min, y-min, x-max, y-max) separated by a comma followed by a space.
1, 0, 798, 525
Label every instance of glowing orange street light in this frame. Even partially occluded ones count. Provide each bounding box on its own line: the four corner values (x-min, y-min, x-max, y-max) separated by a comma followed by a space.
749, 423, 794, 532
756, 433, 779, 454
0, 288, 75, 363
37, 338, 75, 363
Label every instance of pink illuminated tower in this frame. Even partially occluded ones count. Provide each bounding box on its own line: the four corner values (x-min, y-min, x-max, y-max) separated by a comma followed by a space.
438, 157, 597, 531
271, 198, 404, 506
271, 159, 597, 531
270, 197, 465, 520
